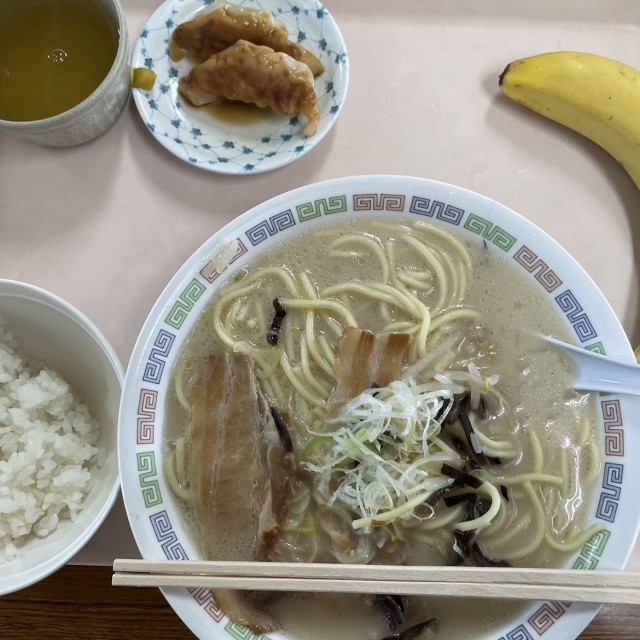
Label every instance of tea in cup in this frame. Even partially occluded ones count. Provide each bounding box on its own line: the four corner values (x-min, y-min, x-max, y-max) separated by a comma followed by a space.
0, 0, 130, 146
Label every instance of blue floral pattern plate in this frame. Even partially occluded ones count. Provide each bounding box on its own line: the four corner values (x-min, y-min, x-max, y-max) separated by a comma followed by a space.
131, 0, 349, 174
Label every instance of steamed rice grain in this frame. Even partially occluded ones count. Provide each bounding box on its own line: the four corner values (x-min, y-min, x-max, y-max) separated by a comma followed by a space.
0, 318, 102, 563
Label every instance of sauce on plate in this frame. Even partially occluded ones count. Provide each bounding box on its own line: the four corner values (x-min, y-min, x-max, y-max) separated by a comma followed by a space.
202, 100, 271, 125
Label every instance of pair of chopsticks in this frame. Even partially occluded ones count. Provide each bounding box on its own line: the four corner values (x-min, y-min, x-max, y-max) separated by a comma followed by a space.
112, 560, 640, 604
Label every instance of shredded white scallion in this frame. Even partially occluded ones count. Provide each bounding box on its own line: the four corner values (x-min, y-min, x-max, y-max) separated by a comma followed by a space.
302, 366, 500, 533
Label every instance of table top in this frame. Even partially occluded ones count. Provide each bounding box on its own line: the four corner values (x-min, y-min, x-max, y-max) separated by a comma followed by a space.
0, 565, 636, 640
1, 0, 640, 638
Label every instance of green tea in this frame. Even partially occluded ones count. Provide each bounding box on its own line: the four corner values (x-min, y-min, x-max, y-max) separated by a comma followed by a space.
0, 0, 118, 121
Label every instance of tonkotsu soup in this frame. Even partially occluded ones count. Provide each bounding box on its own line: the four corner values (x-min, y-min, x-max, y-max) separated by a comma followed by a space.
163, 217, 602, 640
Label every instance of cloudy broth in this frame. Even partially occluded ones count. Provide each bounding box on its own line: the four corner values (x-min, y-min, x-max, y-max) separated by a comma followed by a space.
164, 218, 600, 639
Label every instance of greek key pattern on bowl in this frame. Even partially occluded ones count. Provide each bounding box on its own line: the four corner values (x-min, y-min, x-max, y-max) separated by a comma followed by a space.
165, 278, 207, 329
554, 290, 598, 342
463, 214, 517, 251
528, 528, 614, 632
498, 624, 533, 640
409, 196, 465, 225
512, 246, 562, 292
150, 510, 189, 560
296, 195, 348, 221
143, 329, 176, 384
188, 587, 225, 623
201, 238, 248, 283
353, 193, 405, 211
602, 399, 624, 456
187, 589, 263, 638
137, 451, 163, 508
596, 462, 623, 523
528, 601, 570, 635
224, 621, 272, 640
246, 209, 296, 245
572, 528, 611, 570
137, 388, 158, 444
586, 341, 606, 355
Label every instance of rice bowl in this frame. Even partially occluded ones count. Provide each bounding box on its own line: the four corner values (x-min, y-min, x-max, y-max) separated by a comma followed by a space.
0, 280, 123, 595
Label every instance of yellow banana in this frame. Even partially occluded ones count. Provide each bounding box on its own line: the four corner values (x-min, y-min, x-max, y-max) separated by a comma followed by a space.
499, 51, 640, 190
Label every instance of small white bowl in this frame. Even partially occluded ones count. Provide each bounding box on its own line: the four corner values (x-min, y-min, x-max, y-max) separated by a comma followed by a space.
0, 280, 123, 595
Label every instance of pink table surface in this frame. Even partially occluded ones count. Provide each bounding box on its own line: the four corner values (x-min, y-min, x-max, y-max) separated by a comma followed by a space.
1, 0, 639, 570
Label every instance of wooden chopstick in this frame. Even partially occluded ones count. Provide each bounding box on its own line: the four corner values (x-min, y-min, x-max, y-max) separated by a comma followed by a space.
112, 560, 640, 604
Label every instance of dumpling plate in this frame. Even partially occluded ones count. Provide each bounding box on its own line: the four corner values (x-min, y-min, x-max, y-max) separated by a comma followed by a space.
131, 0, 349, 174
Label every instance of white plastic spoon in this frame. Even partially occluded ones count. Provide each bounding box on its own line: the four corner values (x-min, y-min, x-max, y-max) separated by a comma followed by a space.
542, 335, 640, 396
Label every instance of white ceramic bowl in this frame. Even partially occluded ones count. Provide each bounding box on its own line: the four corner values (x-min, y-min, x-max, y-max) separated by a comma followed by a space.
0, 280, 123, 595
119, 175, 640, 640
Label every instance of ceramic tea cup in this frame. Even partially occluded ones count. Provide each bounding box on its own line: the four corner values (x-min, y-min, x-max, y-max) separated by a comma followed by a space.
0, 0, 130, 147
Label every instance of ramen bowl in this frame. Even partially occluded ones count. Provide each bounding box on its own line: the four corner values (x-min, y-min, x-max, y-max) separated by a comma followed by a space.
118, 175, 640, 640
0, 280, 123, 595
0, 0, 130, 146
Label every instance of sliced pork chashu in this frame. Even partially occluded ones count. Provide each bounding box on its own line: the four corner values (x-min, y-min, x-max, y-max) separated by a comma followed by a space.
189, 352, 296, 633
328, 327, 412, 416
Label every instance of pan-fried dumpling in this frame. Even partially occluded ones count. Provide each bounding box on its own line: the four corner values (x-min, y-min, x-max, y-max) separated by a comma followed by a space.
169, 2, 324, 76
178, 40, 320, 136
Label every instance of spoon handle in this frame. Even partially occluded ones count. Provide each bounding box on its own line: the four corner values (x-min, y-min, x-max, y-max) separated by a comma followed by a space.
543, 336, 640, 396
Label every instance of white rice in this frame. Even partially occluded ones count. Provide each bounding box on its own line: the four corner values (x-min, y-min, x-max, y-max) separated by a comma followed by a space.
0, 318, 102, 563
